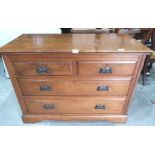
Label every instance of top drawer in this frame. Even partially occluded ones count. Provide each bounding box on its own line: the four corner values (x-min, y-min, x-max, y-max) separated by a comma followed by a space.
13, 61, 73, 76
77, 60, 137, 76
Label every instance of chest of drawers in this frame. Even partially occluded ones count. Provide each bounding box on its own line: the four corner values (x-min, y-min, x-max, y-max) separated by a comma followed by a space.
0, 34, 152, 123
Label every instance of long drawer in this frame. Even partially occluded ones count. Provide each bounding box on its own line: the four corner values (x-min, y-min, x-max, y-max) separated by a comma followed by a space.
77, 60, 137, 76
18, 77, 131, 96
24, 96, 126, 114
13, 61, 73, 76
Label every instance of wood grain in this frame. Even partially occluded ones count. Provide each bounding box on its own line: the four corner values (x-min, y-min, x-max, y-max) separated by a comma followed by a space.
2, 55, 28, 113
18, 77, 131, 96
0, 34, 152, 53
24, 96, 126, 114
22, 114, 128, 123
77, 60, 137, 76
0, 34, 152, 123
13, 61, 73, 76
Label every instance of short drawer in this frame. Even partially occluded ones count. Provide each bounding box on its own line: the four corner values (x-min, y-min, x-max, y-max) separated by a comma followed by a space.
24, 96, 126, 114
77, 60, 137, 75
13, 61, 73, 76
18, 77, 131, 96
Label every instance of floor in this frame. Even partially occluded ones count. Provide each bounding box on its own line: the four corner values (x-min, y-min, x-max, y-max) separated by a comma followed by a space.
0, 57, 155, 126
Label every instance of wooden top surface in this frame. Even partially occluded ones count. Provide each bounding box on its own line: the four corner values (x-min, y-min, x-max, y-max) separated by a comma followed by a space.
0, 34, 152, 53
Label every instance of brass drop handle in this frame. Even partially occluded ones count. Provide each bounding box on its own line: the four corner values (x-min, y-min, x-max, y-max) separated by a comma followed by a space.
43, 104, 55, 109
40, 85, 52, 91
99, 67, 112, 74
36, 66, 49, 74
97, 86, 109, 91
95, 104, 106, 110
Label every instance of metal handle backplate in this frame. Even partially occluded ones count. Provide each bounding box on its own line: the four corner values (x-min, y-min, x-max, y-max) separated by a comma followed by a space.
95, 104, 106, 110
99, 67, 112, 74
40, 85, 52, 91
43, 104, 55, 109
36, 66, 49, 74
97, 85, 109, 91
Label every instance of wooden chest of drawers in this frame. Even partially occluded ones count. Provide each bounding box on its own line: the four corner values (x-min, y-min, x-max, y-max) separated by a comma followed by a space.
0, 34, 152, 123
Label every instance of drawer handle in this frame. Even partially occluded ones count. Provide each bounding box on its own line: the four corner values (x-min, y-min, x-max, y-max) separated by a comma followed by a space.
36, 66, 49, 74
40, 85, 52, 91
99, 67, 112, 74
95, 104, 106, 110
97, 86, 108, 91
43, 104, 55, 109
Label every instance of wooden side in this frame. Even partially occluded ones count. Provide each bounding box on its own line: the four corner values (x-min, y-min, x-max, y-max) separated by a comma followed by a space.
123, 55, 146, 113
2, 55, 28, 113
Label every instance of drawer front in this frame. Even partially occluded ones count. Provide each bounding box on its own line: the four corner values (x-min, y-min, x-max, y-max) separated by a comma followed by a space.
24, 96, 126, 114
13, 61, 73, 76
19, 78, 131, 96
77, 61, 137, 75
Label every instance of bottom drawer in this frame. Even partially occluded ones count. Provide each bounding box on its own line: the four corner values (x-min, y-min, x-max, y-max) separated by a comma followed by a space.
24, 96, 126, 114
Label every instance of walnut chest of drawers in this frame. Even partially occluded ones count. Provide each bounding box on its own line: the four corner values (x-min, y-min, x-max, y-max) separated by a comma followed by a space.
0, 34, 152, 123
